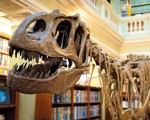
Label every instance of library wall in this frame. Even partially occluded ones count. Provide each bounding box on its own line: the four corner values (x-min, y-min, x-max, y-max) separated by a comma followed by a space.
111, 0, 121, 15
121, 40, 150, 59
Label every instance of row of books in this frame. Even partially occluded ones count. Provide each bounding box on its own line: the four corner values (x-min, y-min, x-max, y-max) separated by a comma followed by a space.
0, 54, 10, 68
52, 107, 71, 120
52, 90, 71, 103
90, 91, 100, 102
0, 37, 9, 54
52, 90, 101, 104
90, 105, 100, 116
74, 106, 87, 119
74, 90, 87, 103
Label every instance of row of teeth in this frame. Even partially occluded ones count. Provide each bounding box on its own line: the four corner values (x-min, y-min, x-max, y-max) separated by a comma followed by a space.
11, 63, 59, 79
9, 46, 75, 79
9, 46, 56, 63
9, 46, 75, 68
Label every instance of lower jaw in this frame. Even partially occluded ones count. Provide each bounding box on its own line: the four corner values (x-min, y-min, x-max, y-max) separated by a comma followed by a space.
7, 68, 86, 95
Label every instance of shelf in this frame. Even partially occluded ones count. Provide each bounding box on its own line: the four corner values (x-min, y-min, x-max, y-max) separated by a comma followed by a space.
52, 102, 72, 107
0, 66, 9, 70
74, 85, 89, 89
90, 115, 101, 119
0, 50, 8, 55
132, 11, 150, 15
90, 102, 101, 105
74, 118, 88, 120
0, 75, 7, 78
131, 2, 150, 7
0, 32, 10, 40
0, 104, 16, 109
90, 86, 101, 90
74, 102, 88, 105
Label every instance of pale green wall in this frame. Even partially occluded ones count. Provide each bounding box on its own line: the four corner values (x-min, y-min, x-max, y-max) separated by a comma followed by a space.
18, 94, 35, 120
111, 0, 121, 15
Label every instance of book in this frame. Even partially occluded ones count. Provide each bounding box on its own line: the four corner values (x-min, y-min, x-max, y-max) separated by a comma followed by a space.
0, 87, 10, 104
52, 107, 71, 120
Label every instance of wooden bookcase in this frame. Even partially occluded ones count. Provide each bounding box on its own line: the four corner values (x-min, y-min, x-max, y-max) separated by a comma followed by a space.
35, 85, 102, 120
0, 33, 19, 120
0, 33, 10, 76
0, 75, 19, 120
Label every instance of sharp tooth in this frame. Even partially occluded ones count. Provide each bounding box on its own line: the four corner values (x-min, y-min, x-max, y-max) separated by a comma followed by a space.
9, 46, 13, 57
19, 68, 27, 76
39, 72, 44, 79
42, 55, 46, 61
33, 52, 36, 59
11, 64, 17, 73
39, 54, 42, 59
15, 64, 18, 70
48, 70, 51, 76
34, 72, 39, 78
15, 49, 18, 58
36, 53, 40, 63
28, 52, 32, 61
44, 73, 49, 79
18, 63, 24, 71
36, 56, 39, 63
47, 57, 51, 61
24, 63, 27, 68
19, 50, 22, 56
28, 70, 35, 78
28, 64, 32, 69
26, 51, 29, 61
30, 52, 34, 59
21, 50, 26, 59
12, 47, 15, 55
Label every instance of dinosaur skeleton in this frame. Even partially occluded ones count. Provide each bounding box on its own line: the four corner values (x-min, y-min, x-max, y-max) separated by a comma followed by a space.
7, 10, 150, 119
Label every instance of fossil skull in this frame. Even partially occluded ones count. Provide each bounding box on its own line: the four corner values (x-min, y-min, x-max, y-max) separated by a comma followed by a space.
7, 10, 90, 94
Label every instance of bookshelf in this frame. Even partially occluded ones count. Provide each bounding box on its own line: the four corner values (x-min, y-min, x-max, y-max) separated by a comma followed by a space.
0, 75, 19, 120
131, 0, 150, 15
120, 0, 128, 17
0, 33, 10, 76
35, 85, 102, 120
0, 32, 19, 120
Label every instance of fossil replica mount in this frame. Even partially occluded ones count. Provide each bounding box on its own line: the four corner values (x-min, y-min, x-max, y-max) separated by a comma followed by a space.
7, 10, 150, 120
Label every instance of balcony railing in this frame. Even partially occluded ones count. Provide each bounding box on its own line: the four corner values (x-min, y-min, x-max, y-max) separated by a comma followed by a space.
120, 14, 150, 39
82, 0, 150, 40
82, 0, 120, 31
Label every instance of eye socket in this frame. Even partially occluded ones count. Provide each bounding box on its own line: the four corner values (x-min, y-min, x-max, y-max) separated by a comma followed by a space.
55, 20, 71, 49
26, 19, 46, 33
